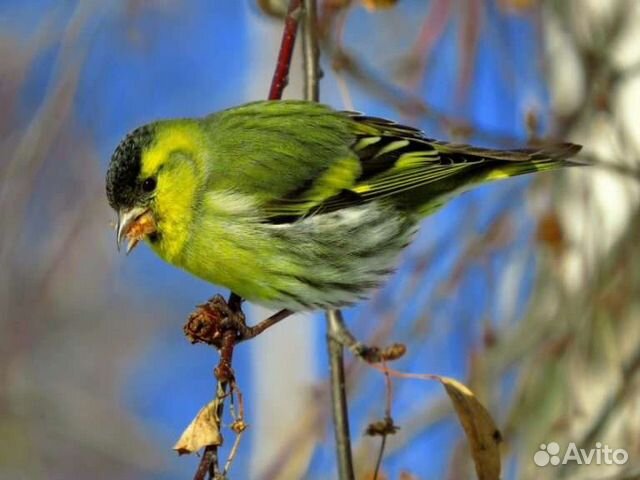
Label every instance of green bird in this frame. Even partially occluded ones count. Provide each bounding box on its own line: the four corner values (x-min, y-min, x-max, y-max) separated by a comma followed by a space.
106, 100, 581, 311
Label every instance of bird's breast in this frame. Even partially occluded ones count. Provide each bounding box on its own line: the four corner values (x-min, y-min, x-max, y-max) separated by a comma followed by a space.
179, 198, 418, 311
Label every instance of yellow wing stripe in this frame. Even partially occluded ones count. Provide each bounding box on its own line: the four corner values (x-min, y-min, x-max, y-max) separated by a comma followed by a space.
352, 164, 470, 196
354, 136, 382, 151
375, 139, 410, 157
395, 150, 439, 169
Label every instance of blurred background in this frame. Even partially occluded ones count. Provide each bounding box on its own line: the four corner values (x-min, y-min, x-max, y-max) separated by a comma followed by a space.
1, 0, 639, 479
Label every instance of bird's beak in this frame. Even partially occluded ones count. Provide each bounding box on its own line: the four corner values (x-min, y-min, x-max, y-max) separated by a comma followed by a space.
116, 206, 157, 254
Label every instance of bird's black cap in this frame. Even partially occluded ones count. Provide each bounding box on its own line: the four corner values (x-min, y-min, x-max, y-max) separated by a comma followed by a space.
106, 125, 154, 210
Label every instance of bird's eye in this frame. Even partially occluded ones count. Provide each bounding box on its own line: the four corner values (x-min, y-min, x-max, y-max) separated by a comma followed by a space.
142, 177, 156, 192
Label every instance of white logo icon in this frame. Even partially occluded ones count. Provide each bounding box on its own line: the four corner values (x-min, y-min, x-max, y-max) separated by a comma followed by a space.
534, 442, 561, 466
534, 442, 628, 467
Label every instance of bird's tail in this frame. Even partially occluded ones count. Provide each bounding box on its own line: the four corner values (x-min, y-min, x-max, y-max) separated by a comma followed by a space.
407, 141, 584, 217
473, 142, 584, 182
348, 113, 584, 216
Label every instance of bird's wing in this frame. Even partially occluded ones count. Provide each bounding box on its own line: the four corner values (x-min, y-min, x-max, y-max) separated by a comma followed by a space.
263, 111, 581, 223
205, 100, 360, 204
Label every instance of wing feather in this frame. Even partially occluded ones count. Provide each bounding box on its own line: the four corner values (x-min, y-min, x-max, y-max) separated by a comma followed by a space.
263, 110, 581, 223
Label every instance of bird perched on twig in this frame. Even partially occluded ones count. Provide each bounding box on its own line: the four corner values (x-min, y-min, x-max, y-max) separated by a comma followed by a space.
106, 100, 581, 311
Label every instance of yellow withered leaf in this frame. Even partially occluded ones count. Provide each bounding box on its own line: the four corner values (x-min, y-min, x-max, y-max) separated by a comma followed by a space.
256, 0, 289, 18
361, 0, 399, 11
173, 400, 223, 455
498, 0, 537, 12
438, 377, 502, 480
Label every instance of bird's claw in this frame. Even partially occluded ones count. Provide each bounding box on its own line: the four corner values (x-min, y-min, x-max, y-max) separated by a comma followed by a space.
183, 294, 249, 348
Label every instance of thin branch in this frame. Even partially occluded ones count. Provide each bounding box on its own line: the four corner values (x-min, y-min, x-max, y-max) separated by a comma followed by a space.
326, 309, 356, 480
599, 464, 640, 480
326, 43, 521, 147
328, 312, 407, 363
192, 331, 235, 480
372, 366, 393, 479
301, 0, 320, 101
239, 308, 293, 340
578, 152, 640, 182
222, 429, 244, 477
402, 0, 452, 91
269, 0, 304, 100
193, 448, 216, 480
578, 344, 640, 449
372, 435, 387, 479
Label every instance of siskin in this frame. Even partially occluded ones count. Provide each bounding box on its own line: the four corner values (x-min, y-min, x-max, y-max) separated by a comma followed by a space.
106, 100, 581, 311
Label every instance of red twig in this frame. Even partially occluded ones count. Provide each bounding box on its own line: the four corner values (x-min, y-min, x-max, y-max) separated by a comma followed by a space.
269, 0, 304, 100
405, 0, 452, 91
456, 0, 482, 107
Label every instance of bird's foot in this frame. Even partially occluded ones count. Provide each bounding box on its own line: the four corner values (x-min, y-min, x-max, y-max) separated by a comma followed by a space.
183, 295, 295, 380
184, 294, 251, 343
184, 294, 253, 382
184, 294, 229, 347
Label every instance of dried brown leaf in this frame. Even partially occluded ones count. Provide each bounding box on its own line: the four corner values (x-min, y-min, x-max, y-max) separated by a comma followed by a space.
256, 0, 290, 17
536, 210, 565, 254
438, 377, 501, 480
498, 0, 537, 12
361, 471, 389, 480
173, 400, 223, 455
361, 0, 398, 11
